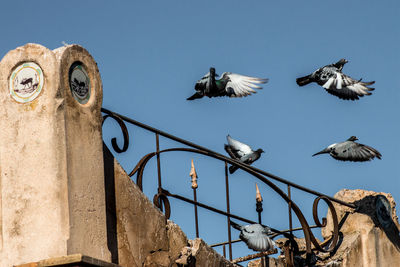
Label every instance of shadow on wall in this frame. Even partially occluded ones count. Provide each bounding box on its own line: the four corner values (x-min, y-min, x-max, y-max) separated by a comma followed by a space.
103, 143, 119, 263
352, 194, 400, 252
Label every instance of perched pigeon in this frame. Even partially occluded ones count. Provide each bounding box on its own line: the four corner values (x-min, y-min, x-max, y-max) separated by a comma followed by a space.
296, 59, 375, 100
313, 136, 382, 162
187, 67, 268, 100
230, 221, 275, 252
224, 135, 264, 174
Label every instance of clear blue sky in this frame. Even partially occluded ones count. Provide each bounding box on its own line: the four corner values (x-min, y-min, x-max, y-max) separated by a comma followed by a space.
1, 0, 399, 262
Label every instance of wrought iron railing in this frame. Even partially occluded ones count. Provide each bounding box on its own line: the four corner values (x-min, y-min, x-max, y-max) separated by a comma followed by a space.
101, 107, 356, 266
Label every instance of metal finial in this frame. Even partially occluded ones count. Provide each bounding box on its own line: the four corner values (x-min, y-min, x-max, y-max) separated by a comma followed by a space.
190, 159, 198, 189
256, 183, 263, 203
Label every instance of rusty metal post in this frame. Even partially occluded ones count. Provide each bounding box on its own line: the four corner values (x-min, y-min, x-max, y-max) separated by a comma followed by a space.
256, 183, 268, 267
193, 189, 199, 238
155, 133, 163, 211
287, 185, 294, 267
288, 185, 293, 236
224, 162, 233, 261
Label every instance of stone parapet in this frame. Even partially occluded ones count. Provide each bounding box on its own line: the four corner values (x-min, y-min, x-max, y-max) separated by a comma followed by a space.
0, 43, 110, 266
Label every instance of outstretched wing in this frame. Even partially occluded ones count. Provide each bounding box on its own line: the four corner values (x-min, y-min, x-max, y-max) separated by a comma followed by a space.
241, 224, 275, 252
323, 72, 375, 100
226, 135, 253, 158
333, 142, 382, 162
223, 73, 268, 97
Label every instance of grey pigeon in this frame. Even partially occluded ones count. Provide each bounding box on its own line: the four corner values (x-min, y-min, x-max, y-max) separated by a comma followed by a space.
230, 221, 275, 252
313, 136, 381, 162
224, 135, 264, 174
187, 67, 268, 100
296, 59, 375, 100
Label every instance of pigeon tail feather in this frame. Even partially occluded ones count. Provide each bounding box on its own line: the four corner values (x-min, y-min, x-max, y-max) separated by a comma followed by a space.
230, 220, 242, 231
187, 92, 203, 100
229, 165, 238, 174
333, 58, 348, 70
296, 75, 313, 86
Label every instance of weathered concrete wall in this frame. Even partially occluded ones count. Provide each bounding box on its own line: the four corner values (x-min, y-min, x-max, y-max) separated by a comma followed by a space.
0, 44, 69, 266
320, 189, 400, 267
0, 43, 110, 266
53, 45, 109, 260
104, 146, 237, 267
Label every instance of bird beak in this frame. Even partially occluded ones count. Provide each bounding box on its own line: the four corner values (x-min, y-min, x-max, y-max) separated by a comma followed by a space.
312, 148, 330, 157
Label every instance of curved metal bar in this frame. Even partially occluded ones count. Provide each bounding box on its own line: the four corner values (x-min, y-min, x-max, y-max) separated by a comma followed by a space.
130, 147, 341, 256
311, 196, 339, 252
101, 108, 130, 153
132, 152, 157, 190
153, 192, 171, 219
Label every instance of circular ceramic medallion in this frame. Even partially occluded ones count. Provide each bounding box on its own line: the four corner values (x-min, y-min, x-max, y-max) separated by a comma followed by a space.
69, 62, 91, 104
9, 62, 44, 103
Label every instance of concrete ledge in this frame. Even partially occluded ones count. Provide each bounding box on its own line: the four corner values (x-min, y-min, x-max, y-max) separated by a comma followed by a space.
15, 254, 121, 267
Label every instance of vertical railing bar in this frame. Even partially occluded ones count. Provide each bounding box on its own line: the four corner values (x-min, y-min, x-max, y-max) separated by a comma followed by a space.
288, 185, 293, 236
258, 209, 262, 225
223, 244, 226, 258
156, 133, 162, 189
256, 189, 266, 267
287, 185, 294, 266
193, 187, 199, 238
155, 133, 163, 211
225, 161, 233, 261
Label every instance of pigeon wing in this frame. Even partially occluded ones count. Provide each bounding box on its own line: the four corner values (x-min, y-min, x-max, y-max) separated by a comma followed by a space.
245, 234, 275, 252
333, 142, 381, 162
240, 224, 275, 252
240, 152, 260, 165
224, 73, 268, 97
226, 135, 253, 158
224, 144, 240, 159
323, 73, 375, 100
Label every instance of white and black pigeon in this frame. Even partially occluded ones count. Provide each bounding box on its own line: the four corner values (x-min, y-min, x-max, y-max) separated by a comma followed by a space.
230, 221, 275, 252
312, 136, 382, 162
296, 59, 375, 100
187, 67, 268, 100
224, 135, 264, 174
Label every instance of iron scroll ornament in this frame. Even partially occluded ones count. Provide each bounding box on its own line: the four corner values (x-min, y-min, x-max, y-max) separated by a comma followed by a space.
129, 147, 341, 256
102, 108, 130, 153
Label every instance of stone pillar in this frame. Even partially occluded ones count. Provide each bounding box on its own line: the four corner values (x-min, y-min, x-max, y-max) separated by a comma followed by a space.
0, 43, 110, 266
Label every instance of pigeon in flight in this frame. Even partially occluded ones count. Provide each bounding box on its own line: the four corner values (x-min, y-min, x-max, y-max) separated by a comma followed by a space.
224, 135, 264, 174
230, 221, 275, 252
296, 59, 375, 100
312, 136, 382, 162
187, 67, 268, 100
